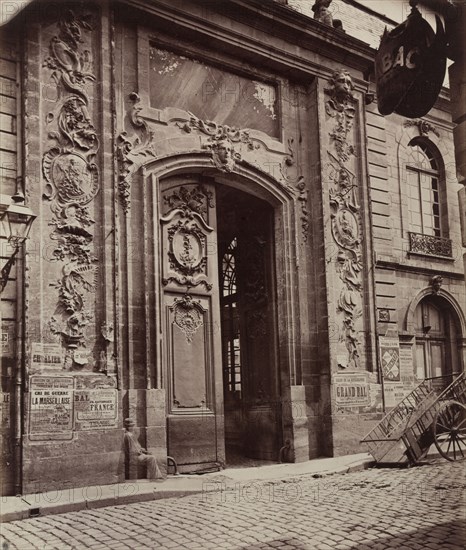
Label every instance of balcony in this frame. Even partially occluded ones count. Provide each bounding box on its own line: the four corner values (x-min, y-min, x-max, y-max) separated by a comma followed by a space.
408, 232, 453, 259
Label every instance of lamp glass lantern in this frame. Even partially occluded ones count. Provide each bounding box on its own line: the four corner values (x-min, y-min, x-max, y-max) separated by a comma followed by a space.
0, 198, 36, 293
0, 201, 36, 246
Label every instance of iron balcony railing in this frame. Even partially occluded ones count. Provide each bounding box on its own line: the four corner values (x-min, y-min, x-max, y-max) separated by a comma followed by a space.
408, 232, 453, 258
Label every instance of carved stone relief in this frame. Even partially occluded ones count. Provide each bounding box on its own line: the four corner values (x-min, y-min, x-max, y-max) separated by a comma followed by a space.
116, 101, 299, 211
179, 114, 256, 147
179, 114, 256, 173
325, 70, 356, 162
43, 10, 95, 98
431, 275, 443, 294
325, 70, 363, 370
403, 119, 440, 138
42, 9, 100, 363
116, 92, 155, 213
280, 138, 310, 242
296, 176, 310, 242
172, 294, 205, 343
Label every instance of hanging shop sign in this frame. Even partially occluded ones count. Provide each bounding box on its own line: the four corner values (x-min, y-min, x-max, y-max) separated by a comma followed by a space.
375, 5, 446, 118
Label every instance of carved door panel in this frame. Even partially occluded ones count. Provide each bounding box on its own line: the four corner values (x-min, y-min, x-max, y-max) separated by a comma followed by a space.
160, 179, 224, 470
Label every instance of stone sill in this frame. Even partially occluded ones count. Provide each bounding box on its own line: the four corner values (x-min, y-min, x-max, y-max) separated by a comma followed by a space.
407, 251, 455, 262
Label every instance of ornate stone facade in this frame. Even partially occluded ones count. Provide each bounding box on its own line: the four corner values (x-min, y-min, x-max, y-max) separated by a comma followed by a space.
1, 0, 462, 497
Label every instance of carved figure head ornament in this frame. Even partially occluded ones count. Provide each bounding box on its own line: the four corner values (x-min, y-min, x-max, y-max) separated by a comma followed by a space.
431, 275, 443, 294
331, 70, 355, 103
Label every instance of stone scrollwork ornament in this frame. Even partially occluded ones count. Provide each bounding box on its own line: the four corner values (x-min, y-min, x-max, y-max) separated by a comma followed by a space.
403, 119, 440, 138
325, 69, 363, 370
116, 92, 156, 213
179, 113, 258, 173
179, 114, 256, 148
280, 138, 310, 242
296, 177, 310, 242
43, 9, 95, 100
42, 8, 99, 357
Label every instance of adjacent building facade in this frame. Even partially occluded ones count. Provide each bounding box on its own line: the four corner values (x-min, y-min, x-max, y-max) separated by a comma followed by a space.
1, 0, 464, 495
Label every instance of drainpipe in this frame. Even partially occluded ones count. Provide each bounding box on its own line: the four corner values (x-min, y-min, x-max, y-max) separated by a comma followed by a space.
14, 245, 24, 496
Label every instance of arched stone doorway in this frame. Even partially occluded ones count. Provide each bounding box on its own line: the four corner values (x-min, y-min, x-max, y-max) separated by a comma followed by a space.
158, 172, 283, 472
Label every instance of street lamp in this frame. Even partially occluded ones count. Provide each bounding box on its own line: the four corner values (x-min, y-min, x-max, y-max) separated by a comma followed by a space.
0, 191, 36, 294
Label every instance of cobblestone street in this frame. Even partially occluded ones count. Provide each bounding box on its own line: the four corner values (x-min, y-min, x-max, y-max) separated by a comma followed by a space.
1, 459, 464, 550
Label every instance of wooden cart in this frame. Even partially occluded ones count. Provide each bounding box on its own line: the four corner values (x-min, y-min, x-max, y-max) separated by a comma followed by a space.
361, 372, 466, 465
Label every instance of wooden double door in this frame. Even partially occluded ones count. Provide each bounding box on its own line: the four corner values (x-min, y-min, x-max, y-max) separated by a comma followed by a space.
160, 177, 281, 471
414, 296, 461, 380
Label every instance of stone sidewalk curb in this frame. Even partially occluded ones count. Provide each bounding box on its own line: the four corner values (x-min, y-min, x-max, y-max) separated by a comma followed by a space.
0, 454, 374, 522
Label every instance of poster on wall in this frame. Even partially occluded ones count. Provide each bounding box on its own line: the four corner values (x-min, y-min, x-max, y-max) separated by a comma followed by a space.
1, 392, 11, 430
2, 322, 15, 358
334, 373, 370, 408
384, 383, 411, 409
399, 346, 416, 387
29, 376, 74, 441
74, 388, 118, 430
379, 336, 401, 382
30, 343, 64, 372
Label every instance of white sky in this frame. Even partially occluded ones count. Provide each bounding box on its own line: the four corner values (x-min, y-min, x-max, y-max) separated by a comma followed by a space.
355, 0, 441, 26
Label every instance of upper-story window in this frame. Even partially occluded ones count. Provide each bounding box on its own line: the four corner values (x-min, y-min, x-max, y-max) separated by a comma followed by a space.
406, 138, 444, 238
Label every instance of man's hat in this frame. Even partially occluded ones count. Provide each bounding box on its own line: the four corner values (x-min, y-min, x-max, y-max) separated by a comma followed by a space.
124, 418, 135, 427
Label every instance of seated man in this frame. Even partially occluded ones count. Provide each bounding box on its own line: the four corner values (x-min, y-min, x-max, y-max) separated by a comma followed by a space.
123, 418, 163, 480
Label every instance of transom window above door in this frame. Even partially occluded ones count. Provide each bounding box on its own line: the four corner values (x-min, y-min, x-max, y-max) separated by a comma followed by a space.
149, 45, 279, 137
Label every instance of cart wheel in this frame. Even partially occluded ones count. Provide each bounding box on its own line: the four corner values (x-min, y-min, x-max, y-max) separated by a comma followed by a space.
433, 400, 466, 461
